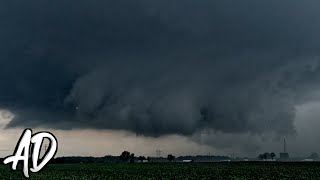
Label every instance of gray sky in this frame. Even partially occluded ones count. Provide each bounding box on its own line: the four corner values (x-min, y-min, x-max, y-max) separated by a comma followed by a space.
1, 0, 320, 157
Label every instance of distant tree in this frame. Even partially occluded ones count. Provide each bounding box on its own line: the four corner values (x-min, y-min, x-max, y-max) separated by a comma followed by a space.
120, 151, 131, 162
138, 156, 146, 162
167, 154, 175, 162
263, 153, 271, 160
147, 157, 151, 162
130, 153, 135, 163
270, 152, 276, 160
258, 154, 264, 160
310, 153, 319, 159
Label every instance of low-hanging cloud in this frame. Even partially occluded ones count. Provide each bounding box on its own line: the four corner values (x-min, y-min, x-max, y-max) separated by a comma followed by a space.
1, 0, 320, 148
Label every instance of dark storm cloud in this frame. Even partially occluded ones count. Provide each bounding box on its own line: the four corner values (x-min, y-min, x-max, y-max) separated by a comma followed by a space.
1, 0, 320, 140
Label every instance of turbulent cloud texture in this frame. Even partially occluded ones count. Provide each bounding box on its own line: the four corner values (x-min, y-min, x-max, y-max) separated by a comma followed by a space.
1, 0, 320, 143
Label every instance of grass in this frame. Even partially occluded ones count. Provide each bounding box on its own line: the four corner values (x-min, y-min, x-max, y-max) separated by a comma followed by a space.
1, 162, 320, 179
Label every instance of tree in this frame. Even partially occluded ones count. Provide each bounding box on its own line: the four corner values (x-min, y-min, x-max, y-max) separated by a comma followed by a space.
120, 151, 131, 162
130, 153, 135, 163
138, 156, 146, 162
258, 154, 264, 160
270, 152, 276, 160
167, 154, 175, 162
263, 152, 270, 160
147, 157, 151, 162
258, 153, 273, 160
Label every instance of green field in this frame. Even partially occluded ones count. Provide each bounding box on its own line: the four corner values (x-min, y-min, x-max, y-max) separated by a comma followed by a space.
1, 162, 320, 179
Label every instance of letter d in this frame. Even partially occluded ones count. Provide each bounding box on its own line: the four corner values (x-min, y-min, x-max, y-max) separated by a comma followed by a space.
30, 132, 58, 173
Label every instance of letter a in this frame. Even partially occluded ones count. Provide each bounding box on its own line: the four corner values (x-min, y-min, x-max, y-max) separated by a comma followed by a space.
3, 129, 32, 178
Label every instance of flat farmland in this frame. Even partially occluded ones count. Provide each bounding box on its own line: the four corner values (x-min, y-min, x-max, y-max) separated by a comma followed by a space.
0, 162, 320, 179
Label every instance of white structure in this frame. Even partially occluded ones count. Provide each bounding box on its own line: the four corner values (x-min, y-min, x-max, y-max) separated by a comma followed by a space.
302, 159, 314, 162
263, 159, 276, 162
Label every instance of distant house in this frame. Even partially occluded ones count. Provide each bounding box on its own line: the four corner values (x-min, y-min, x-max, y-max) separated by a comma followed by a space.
182, 160, 194, 163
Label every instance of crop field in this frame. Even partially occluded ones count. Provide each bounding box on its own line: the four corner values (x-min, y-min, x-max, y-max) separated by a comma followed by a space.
0, 162, 320, 179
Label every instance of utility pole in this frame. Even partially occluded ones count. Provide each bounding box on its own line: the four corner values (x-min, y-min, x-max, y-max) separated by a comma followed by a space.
45, 144, 48, 152
156, 149, 162, 159
230, 153, 235, 159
